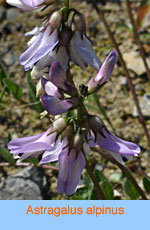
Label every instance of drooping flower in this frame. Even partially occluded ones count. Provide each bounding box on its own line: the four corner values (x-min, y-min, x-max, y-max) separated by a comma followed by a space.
20, 25, 59, 71
8, 119, 87, 195
57, 133, 88, 195
8, 117, 68, 162
41, 62, 78, 115
87, 49, 117, 94
87, 115, 141, 165
6, 0, 45, 11
70, 31, 102, 71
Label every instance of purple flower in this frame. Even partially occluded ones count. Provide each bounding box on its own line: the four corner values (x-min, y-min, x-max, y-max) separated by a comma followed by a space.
87, 50, 117, 94
88, 115, 141, 165
8, 121, 87, 195
19, 25, 58, 71
41, 62, 78, 115
6, 0, 45, 11
70, 31, 102, 71
57, 148, 85, 195
8, 127, 59, 162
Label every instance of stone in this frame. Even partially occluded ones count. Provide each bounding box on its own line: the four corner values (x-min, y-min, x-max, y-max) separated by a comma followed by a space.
133, 93, 150, 117
6, 8, 20, 20
94, 163, 104, 172
4, 52, 16, 66
118, 75, 128, 86
123, 51, 150, 76
0, 166, 50, 200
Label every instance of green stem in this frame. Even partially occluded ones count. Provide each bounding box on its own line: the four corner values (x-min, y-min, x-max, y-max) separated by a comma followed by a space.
0, 85, 7, 102
92, 147, 147, 200
93, 93, 116, 134
85, 157, 106, 200
65, 0, 69, 9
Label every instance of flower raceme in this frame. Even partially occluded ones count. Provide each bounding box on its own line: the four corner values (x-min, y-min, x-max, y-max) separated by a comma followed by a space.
18, 11, 101, 77
8, 117, 88, 195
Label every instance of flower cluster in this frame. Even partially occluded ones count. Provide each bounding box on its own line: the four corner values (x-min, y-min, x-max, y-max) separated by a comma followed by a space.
7, 0, 141, 195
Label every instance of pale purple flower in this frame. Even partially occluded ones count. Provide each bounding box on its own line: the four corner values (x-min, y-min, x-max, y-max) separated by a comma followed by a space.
8, 124, 87, 195
88, 115, 141, 165
57, 147, 85, 195
41, 62, 78, 115
6, 0, 44, 11
8, 117, 68, 163
8, 127, 59, 162
87, 50, 117, 94
20, 25, 59, 71
70, 31, 102, 71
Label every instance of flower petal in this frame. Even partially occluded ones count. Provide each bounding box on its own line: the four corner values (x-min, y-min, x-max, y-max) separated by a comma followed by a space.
70, 32, 101, 71
21, 0, 44, 7
39, 138, 67, 164
96, 131, 140, 157
20, 27, 58, 70
57, 149, 85, 195
8, 133, 44, 150
41, 95, 73, 115
94, 50, 117, 82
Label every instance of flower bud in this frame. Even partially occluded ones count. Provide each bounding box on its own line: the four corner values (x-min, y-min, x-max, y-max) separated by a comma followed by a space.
61, 125, 74, 139
74, 14, 86, 35
51, 117, 68, 134
49, 11, 62, 33
31, 66, 49, 79
40, 110, 48, 119
88, 115, 105, 133
58, 28, 72, 48
71, 133, 83, 153
34, 5, 54, 17
36, 79, 45, 97
87, 50, 117, 94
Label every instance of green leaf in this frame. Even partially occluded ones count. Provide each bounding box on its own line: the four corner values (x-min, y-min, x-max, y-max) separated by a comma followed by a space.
143, 176, 150, 193
89, 186, 98, 200
83, 170, 91, 188
25, 158, 39, 166
94, 169, 107, 182
109, 172, 122, 184
0, 146, 15, 165
123, 178, 140, 199
0, 62, 7, 86
100, 180, 114, 200
27, 73, 43, 113
5, 79, 23, 100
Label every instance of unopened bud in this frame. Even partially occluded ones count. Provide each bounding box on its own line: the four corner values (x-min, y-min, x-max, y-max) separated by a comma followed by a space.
58, 28, 72, 47
49, 11, 62, 32
61, 125, 73, 139
31, 66, 49, 79
51, 117, 68, 134
34, 5, 54, 17
71, 133, 83, 153
36, 80, 45, 97
40, 110, 48, 119
87, 50, 117, 94
74, 14, 86, 35
88, 115, 105, 133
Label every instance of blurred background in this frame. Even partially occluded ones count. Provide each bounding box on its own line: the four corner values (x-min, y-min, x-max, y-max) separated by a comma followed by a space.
0, 0, 150, 200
